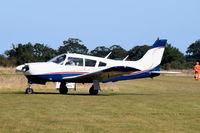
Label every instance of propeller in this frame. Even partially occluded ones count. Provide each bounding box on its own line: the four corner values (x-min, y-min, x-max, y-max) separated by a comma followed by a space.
22, 65, 29, 72
16, 64, 29, 72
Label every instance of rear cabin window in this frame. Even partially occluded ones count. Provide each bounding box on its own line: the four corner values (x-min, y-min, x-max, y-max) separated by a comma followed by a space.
85, 59, 96, 67
98, 62, 107, 67
65, 57, 83, 66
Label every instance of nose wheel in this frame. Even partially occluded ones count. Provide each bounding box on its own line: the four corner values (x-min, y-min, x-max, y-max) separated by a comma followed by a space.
26, 88, 34, 94
25, 83, 34, 94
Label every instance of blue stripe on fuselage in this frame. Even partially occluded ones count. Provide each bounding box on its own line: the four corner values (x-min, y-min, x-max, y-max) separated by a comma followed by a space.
29, 73, 84, 82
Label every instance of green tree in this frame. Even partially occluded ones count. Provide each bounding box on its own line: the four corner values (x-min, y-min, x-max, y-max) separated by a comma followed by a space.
5, 43, 57, 66
109, 45, 127, 60
33, 43, 57, 62
58, 38, 88, 54
5, 43, 35, 65
90, 46, 110, 57
161, 44, 185, 69
0, 54, 10, 67
128, 45, 150, 61
186, 40, 200, 62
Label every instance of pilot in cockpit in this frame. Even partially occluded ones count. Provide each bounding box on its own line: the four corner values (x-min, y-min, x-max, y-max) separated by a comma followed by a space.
66, 60, 75, 66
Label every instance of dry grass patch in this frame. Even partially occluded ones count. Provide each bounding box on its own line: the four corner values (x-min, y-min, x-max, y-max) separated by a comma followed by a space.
0, 67, 16, 75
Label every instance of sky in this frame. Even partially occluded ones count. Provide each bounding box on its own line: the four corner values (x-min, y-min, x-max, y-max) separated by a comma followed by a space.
0, 0, 200, 54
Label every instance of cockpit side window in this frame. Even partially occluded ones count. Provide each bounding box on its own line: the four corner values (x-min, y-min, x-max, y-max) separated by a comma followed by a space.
85, 59, 96, 67
65, 57, 83, 66
49, 55, 66, 64
98, 62, 107, 67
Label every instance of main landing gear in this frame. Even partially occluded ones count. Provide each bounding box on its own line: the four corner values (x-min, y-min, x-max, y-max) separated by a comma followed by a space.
59, 82, 68, 94
89, 80, 100, 95
89, 85, 99, 95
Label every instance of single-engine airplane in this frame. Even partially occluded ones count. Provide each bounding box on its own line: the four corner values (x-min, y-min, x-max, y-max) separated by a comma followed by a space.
16, 39, 177, 95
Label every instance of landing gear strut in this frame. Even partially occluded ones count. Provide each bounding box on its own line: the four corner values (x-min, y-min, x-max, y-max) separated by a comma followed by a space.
59, 82, 68, 94
25, 83, 34, 94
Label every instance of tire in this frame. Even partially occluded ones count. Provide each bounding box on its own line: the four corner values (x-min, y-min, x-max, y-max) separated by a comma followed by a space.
89, 86, 98, 95
25, 88, 34, 94
59, 82, 68, 94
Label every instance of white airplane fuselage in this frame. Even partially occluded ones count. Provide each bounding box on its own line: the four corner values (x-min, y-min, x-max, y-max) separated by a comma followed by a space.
16, 39, 168, 94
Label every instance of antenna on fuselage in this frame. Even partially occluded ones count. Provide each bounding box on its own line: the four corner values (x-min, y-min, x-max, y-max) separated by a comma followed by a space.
105, 52, 112, 59
123, 55, 129, 61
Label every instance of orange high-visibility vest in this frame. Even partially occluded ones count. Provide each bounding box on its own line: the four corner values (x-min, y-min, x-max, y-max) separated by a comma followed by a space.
194, 65, 200, 73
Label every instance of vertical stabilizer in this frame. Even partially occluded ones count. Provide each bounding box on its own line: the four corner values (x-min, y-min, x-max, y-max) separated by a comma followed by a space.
133, 39, 167, 70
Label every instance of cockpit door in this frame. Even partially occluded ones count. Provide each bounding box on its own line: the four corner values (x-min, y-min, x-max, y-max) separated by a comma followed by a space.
65, 57, 84, 71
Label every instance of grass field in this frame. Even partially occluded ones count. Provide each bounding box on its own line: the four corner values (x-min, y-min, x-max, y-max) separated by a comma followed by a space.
0, 72, 200, 133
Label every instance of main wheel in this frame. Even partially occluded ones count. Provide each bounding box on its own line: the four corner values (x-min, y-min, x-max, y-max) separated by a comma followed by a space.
89, 86, 98, 95
25, 88, 34, 94
59, 82, 68, 94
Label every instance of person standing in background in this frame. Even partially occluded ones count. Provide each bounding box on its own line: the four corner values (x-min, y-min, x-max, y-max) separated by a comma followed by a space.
194, 61, 200, 80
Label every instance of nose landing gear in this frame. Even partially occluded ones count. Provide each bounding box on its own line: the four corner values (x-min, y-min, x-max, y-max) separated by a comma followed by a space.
25, 83, 34, 94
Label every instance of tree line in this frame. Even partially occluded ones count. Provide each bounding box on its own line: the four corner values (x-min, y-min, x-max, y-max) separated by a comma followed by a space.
0, 38, 199, 70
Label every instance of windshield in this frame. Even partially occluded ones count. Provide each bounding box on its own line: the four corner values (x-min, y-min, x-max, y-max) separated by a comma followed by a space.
48, 54, 66, 64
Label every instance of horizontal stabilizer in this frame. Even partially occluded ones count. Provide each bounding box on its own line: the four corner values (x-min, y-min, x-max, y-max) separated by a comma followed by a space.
151, 71, 181, 74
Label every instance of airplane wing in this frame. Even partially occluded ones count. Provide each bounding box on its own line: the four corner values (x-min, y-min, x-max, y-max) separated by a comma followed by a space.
62, 66, 140, 83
